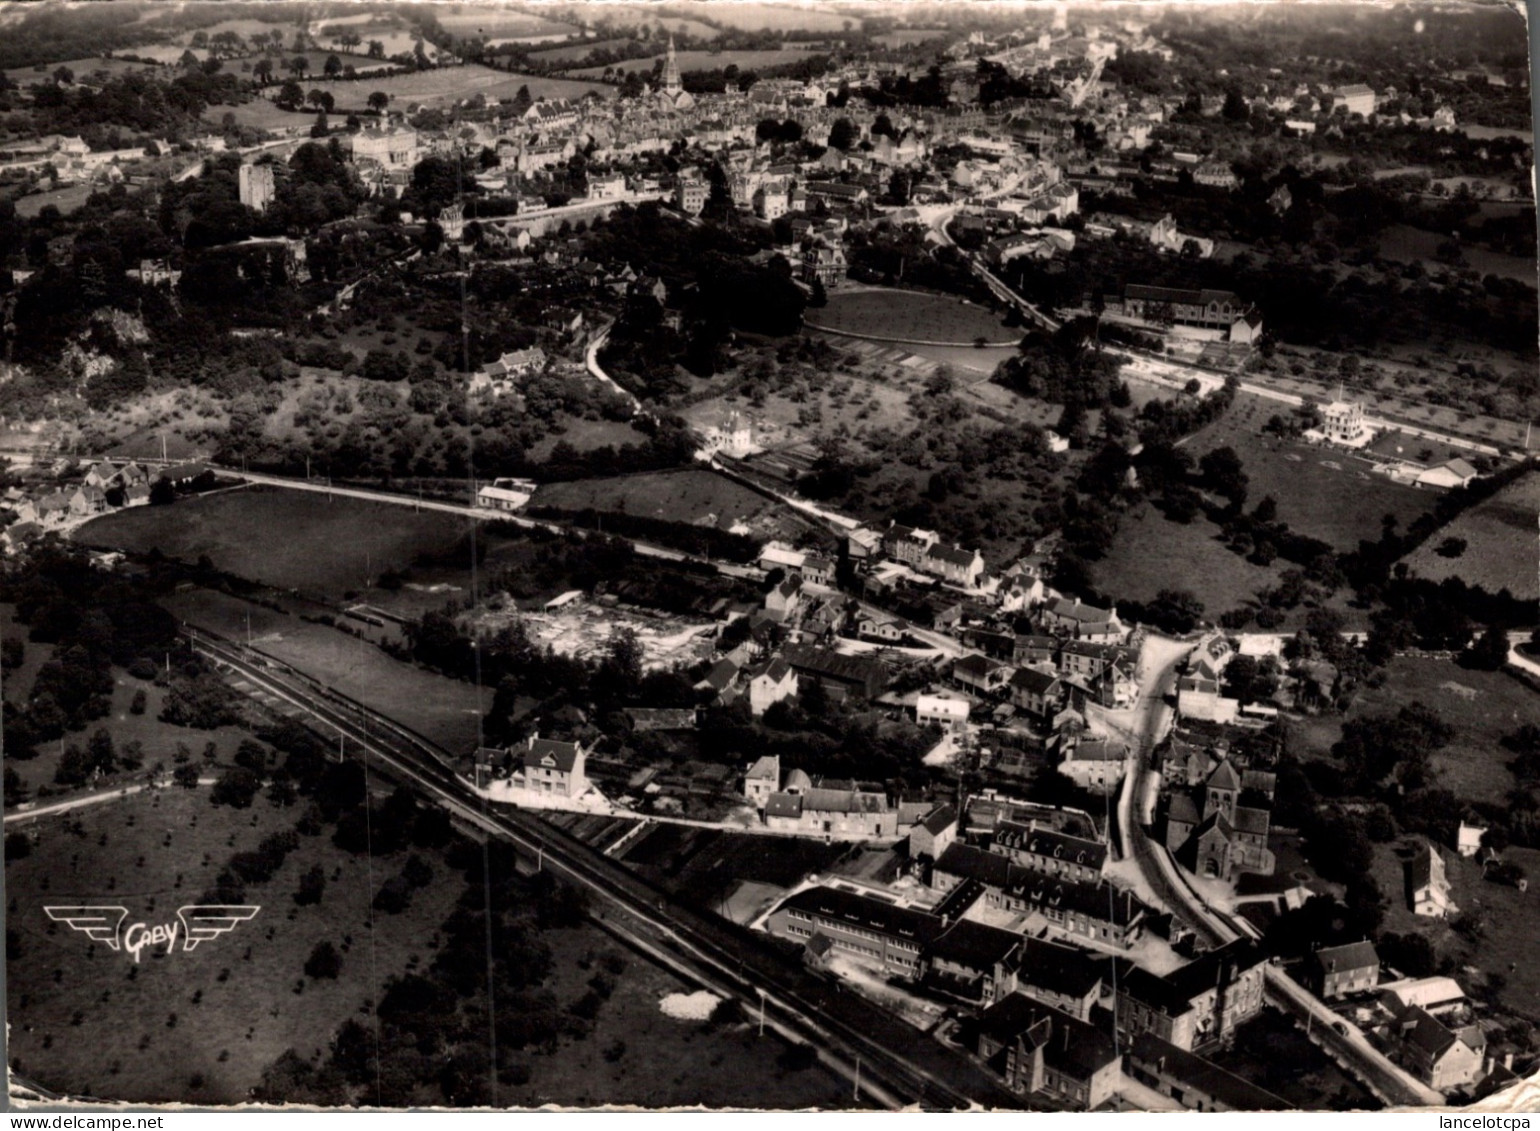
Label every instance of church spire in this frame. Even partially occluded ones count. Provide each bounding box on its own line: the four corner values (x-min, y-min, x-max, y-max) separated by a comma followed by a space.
662, 34, 681, 94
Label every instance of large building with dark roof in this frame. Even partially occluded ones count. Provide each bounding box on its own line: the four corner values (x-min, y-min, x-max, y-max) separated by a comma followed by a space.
1127, 1034, 1291, 1111
1116, 940, 1267, 1051
976, 993, 1123, 1110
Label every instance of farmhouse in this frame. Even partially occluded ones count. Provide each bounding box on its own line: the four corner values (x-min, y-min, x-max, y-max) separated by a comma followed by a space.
765, 777, 895, 837
1039, 597, 1123, 641
1387, 1005, 1485, 1092
743, 754, 781, 807
954, 653, 1013, 696
1009, 666, 1065, 720
923, 542, 987, 587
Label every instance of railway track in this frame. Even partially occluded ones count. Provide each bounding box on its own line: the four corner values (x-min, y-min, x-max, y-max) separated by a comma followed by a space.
184, 627, 1025, 1111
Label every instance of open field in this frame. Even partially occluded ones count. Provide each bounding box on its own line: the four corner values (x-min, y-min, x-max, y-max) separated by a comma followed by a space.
1369, 841, 1540, 1020
161, 587, 491, 756
5, 786, 467, 1104
689, 3, 862, 32
527, 37, 635, 64
526, 417, 650, 461
1188, 392, 1438, 551
807, 288, 1015, 346
529, 467, 810, 542
565, 47, 823, 77
871, 29, 951, 46
1291, 656, 1538, 807
4, 56, 164, 85
1091, 502, 1300, 625
14, 184, 94, 219
305, 65, 611, 110
509, 924, 859, 1109
434, 10, 576, 40
202, 98, 310, 132
1401, 470, 1540, 600
76, 486, 470, 600
1376, 224, 1538, 285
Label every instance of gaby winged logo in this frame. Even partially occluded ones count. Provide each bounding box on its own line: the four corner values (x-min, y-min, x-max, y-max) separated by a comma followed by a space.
45, 905, 260, 963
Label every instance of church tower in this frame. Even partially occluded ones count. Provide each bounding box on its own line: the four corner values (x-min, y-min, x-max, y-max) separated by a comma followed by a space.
662, 35, 682, 95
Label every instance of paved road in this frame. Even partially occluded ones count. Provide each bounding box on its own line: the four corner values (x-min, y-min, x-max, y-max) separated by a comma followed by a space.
1114, 638, 1443, 1107
5, 777, 214, 825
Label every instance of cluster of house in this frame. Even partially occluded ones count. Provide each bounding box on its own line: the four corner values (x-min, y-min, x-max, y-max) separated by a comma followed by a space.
757, 788, 1299, 1110
3, 460, 216, 551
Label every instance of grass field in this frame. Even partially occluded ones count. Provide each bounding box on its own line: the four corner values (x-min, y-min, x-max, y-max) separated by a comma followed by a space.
5, 786, 467, 1104
161, 588, 491, 756
1369, 841, 1540, 1020
1092, 502, 1296, 624
14, 184, 94, 219
527, 37, 636, 63
1290, 656, 1539, 806
871, 29, 951, 46
4, 56, 164, 85
303, 64, 611, 109
76, 486, 470, 600
693, 4, 861, 32
202, 98, 311, 132
1401, 470, 1540, 600
529, 467, 811, 542
434, 11, 576, 40
565, 47, 823, 77
807, 288, 1014, 345
1187, 392, 1437, 551
1377, 224, 1537, 285
526, 418, 650, 461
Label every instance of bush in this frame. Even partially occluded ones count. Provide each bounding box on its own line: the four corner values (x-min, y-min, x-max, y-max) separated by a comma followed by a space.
129, 689, 147, 716
304, 941, 343, 980
5, 832, 32, 861
210, 767, 261, 809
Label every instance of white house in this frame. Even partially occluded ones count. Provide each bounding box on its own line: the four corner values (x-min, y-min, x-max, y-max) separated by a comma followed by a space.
916, 694, 970, 733
748, 658, 798, 716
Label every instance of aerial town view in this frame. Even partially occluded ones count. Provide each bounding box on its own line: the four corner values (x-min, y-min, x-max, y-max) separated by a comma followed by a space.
1, 0, 1537, 1114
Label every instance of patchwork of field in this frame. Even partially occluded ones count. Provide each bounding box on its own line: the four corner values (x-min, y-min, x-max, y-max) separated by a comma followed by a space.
4, 56, 164, 85
1401, 469, 1540, 600
434, 11, 577, 40
806, 287, 1016, 345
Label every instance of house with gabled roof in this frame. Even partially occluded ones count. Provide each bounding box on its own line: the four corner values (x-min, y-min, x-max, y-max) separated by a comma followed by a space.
975, 993, 1122, 1110
519, 735, 588, 798
923, 542, 986, 588
1409, 841, 1457, 918
747, 658, 797, 716
764, 574, 803, 623
1039, 596, 1123, 642
949, 653, 1009, 698
1310, 940, 1380, 1000
1009, 666, 1065, 720
1116, 939, 1267, 1052
1388, 1004, 1484, 1092
742, 754, 780, 807
992, 819, 1107, 884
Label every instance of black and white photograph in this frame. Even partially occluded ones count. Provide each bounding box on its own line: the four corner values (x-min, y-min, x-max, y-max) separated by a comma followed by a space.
1, 0, 1537, 1113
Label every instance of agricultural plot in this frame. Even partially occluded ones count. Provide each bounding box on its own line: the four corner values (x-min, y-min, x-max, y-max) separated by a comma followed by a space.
4, 56, 164, 85
807, 288, 1016, 346
323, 65, 611, 108
529, 467, 810, 542
527, 37, 636, 64
77, 486, 470, 600
4, 787, 467, 1104
687, 3, 861, 32
1187, 392, 1437, 551
161, 587, 491, 756
1293, 656, 1538, 807
564, 47, 824, 77
433, 10, 576, 40
1401, 470, 1540, 600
